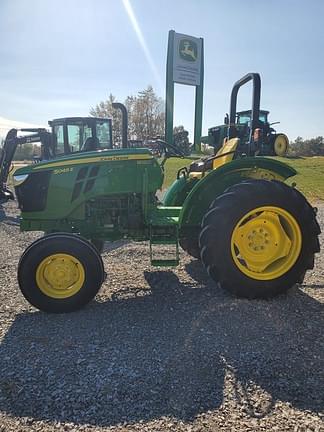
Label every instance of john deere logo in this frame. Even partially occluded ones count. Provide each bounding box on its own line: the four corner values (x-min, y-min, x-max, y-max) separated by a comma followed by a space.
179, 39, 197, 62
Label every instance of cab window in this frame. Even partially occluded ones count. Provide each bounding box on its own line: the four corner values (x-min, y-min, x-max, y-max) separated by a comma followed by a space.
82, 125, 92, 146
96, 121, 112, 149
237, 114, 251, 125
259, 112, 268, 123
68, 123, 92, 152
67, 125, 81, 152
53, 125, 65, 154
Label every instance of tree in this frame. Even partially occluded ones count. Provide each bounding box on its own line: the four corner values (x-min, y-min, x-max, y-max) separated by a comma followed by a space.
173, 125, 191, 155
0, 137, 41, 161
90, 86, 165, 144
289, 136, 324, 156
129, 86, 165, 140
13, 143, 34, 161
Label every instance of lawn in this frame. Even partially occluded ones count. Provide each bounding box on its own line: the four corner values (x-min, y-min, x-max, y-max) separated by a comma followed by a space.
162, 157, 194, 189
163, 156, 324, 202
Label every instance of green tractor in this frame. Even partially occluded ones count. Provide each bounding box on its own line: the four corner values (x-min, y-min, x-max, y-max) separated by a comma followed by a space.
202, 74, 289, 157
0, 102, 128, 202
7, 73, 321, 313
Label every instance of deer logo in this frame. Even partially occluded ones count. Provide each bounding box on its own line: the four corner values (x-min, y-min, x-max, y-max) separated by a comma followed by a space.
179, 39, 198, 62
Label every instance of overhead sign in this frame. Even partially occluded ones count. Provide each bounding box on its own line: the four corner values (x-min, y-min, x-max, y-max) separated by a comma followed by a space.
165, 30, 204, 151
173, 32, 202, 86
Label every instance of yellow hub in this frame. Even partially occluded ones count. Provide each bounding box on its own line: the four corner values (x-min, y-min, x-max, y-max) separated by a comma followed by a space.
36, 253, 85, 298
231, 206, 302, 280
274, 134, 289, 156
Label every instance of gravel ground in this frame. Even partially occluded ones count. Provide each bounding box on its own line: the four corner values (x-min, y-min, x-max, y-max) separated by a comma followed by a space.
0, 200, 323, 432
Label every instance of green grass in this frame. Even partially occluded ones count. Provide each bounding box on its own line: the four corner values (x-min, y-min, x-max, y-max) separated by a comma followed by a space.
162, 157, 194, 189
278, 157, 324, 202
163, 156, 324, 202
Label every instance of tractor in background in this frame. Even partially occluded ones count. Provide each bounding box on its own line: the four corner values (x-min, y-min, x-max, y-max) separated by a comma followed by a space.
6, 73, 321, 313
0, 103, 127, 203
201, 76, 289, 157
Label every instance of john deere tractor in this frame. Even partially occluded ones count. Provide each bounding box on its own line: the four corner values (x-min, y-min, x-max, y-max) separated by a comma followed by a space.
0, 102, 127, 202
202, 75, 289, 157
8, 73, 320, 313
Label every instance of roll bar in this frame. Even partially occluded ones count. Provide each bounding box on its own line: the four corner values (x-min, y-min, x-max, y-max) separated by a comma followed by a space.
228, 73, 261, 146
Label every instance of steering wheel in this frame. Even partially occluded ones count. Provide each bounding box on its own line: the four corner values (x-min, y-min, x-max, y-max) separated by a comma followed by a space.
155, 138, 185, 158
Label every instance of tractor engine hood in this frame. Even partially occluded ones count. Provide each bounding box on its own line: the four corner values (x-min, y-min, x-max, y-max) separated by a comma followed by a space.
13, 148, 163, 218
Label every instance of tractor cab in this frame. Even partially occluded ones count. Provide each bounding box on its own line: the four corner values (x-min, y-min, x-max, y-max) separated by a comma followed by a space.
237, 110, 269, 126
48, 117, 113, 158
234, 109, 272, 150
0, 117, 113, 203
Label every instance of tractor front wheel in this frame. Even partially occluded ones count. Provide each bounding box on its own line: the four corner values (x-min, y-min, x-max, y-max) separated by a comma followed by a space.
199, 180, 320, 298
18, 233, 105, 313
90, 239, 105, 254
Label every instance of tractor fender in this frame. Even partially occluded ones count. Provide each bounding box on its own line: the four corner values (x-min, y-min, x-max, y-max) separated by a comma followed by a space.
178, 157, 297, 230
163, 174, 199, 206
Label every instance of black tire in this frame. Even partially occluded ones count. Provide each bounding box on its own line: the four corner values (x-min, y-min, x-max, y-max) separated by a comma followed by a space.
90, 239, 105, 254
179, 237, 200, 259
18, 233, 105, 313
199, 179, 320, 299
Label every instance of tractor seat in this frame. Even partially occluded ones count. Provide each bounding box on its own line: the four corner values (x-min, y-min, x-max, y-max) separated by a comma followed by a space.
188, 138, 240, 179
212, 137, 240, 169
82, 137, 99, 151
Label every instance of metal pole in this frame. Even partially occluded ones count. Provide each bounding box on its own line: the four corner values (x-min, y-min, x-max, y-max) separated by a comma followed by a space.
165, 30, 175, 145
194, 37, 204, 153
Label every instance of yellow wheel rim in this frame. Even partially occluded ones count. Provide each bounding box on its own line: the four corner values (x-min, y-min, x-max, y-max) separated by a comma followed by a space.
231, 206, 302, 280
36, 253, 85, 299
274, 134, 288, 156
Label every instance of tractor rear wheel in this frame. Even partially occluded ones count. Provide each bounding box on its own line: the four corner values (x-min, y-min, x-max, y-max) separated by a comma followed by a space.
18, 233, 105, 313
199, 180, 320, 298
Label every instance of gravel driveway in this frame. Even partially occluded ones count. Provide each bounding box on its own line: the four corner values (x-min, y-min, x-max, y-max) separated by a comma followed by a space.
0, 200, 323, 432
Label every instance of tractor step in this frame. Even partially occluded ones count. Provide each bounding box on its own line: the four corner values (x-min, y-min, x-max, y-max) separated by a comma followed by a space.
150, 206, 181, 226
149, 221, 179, 267
150, 238, 178, 245
151, 259, 179, 267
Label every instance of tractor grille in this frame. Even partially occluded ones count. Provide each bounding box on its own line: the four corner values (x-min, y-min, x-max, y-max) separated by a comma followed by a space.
15, 171, 51, 212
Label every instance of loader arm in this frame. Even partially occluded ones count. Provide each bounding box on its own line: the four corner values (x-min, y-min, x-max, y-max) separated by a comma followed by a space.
0, 128, 52, 202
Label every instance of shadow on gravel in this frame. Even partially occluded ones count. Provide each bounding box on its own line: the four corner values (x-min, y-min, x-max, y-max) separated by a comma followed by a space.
0, 203, 19, 225
0, 268, 323, 426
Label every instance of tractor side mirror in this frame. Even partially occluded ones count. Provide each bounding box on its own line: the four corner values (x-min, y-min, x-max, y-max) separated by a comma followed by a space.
224, 113, 229, 125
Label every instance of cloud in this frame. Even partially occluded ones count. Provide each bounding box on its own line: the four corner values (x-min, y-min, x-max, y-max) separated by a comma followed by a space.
0, 116, 46, 139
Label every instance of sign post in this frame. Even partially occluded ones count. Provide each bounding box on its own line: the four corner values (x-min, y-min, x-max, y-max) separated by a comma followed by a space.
165, 30, 204, 152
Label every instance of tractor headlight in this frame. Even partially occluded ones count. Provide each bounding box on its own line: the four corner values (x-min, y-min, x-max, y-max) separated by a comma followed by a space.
13, 174, 29, 186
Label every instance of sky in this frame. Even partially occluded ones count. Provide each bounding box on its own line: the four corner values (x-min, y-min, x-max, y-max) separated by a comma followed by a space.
0, 0, 323, 141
